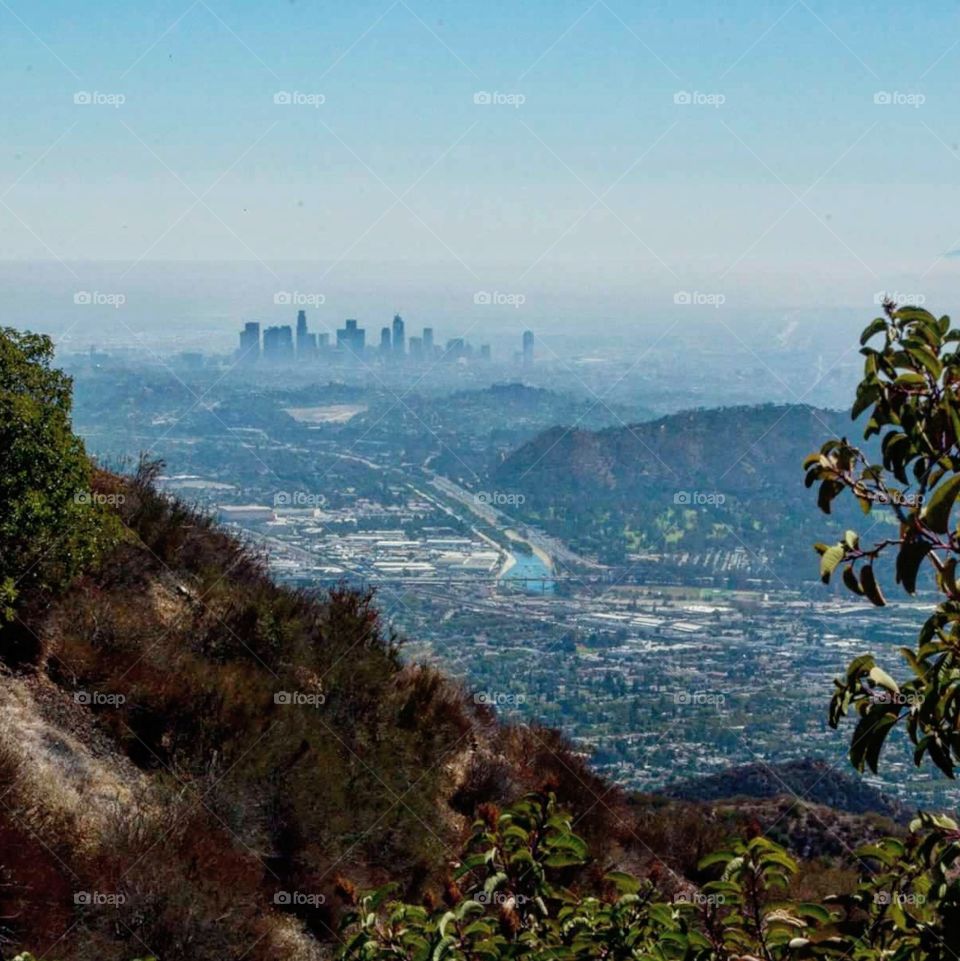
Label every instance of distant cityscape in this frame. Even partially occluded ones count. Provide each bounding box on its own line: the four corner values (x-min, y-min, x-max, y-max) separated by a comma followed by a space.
238, 311, 535, 367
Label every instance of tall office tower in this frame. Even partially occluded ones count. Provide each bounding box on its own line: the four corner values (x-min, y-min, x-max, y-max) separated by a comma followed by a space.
422, 327, 434, 355
296, 310, 308, 356
300, 332, 317, 358
317, 332, 330, 351
392, 313, 405, 356
238, 321, 260, 362
337, 319, 365, 356
480, 344, 491, 360
380, 326, 392, 355
445, 337, 465, 362
408, 336, 423, 360
263, 325, 295, 363
522, 329, 534, 367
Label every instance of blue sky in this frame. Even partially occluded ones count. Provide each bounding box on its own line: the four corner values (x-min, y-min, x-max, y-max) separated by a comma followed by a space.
2, 0, 960, 331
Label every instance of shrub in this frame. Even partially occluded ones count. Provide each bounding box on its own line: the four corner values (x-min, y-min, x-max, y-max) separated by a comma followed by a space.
0, 328, 118, 619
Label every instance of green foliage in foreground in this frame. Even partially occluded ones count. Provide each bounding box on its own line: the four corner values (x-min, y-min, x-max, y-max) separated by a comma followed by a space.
338, 793, 960, 961
806, 304, 960, 778
0, 327, 118, 618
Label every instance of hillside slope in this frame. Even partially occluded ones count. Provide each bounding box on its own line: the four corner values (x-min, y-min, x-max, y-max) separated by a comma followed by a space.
493, 403, 871, 574
663, 757, 907, 822
0, 462, 661, 960
0, 465, 903, 959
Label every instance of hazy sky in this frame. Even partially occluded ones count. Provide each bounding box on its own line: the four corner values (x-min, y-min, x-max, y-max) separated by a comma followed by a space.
2, 0, 960, 343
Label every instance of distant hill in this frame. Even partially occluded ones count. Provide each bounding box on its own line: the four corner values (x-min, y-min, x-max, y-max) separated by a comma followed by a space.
492, 403, 874, 574
661, 757, 907, 823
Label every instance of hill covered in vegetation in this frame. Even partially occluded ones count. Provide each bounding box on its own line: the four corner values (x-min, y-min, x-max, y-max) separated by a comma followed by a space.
493, 404, 873, 574
663, 757, 907, 822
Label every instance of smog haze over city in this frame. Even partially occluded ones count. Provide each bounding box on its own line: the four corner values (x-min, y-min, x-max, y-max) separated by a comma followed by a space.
6, 5, 960, 957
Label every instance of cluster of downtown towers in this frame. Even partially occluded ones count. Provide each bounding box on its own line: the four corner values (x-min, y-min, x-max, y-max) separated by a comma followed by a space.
238, 312, 535, 366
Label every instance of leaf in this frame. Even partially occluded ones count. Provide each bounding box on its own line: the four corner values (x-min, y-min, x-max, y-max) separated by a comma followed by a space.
868, 665, 900, 694
850, 709, 898, 774
852, 383, 880, 419
842, 565, 863, 596
604, 871, 641, 894
860, 317, 888, 345
860, 565, 886, 606
906, 345, 942, 380
820, 544, 845, 583
921, 473, 960, 533
940, 557, 958, 597
817, 480, 844, 515
543, 852, 587, 868
895, 540, 932, 594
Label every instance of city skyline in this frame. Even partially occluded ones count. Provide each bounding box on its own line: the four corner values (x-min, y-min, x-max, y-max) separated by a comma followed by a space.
238, 309, 512, 365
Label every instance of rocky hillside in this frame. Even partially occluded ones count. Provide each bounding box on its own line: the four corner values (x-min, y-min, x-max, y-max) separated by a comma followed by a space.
1, 462, 648, 960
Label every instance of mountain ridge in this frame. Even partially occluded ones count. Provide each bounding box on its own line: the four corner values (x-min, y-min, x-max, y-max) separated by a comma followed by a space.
492, 403, 868, 571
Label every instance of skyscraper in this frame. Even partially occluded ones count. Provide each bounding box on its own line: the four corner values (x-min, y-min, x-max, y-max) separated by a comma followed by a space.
380, 326, 392, 355
337, 319, 365, 356
300, 332, 317, 358
296, 310, 308, 357
445, 338, 465, 362
263, 325, 294, 363
296, 310, 319, 359
408, 336, 422, 360
522, 330, 534, 367
238, 322, 260, 363
422, 327, 434, 356
392, 314, 405, 357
